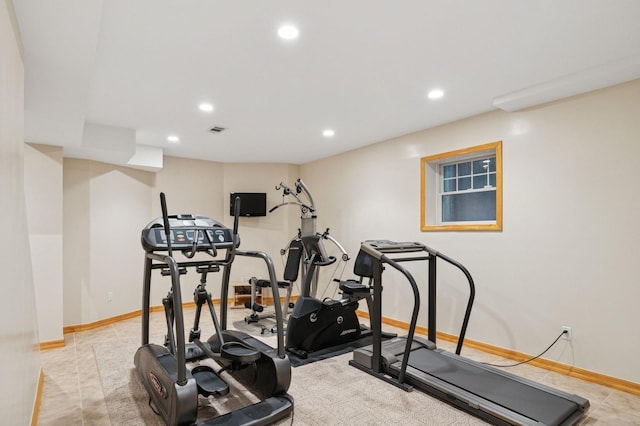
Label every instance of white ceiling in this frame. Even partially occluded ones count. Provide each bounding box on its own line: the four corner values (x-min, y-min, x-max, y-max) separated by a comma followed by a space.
13, 1, 640, 168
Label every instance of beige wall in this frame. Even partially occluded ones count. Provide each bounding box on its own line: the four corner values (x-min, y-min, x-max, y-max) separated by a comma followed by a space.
64, 159, 154, 325
301, 79, 640, 384
24, 144, 64, 343
62, 157, 300, 325
0, 0, 41, 422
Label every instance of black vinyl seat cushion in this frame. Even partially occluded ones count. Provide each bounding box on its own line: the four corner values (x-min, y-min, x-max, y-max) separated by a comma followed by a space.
255, 279, 291, 288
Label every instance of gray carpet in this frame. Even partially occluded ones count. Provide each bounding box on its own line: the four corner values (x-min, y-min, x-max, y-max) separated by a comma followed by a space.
93, 333, 487, 425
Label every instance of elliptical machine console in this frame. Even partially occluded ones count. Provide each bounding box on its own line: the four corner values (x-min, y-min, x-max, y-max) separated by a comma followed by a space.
141, 214, 235, 253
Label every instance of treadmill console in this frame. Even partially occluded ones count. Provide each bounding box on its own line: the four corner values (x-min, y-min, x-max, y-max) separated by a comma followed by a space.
362, 240, 425, 253
141, 214, 235, 252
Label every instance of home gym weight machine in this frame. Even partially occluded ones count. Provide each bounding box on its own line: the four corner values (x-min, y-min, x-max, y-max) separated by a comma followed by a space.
134, 193, 293, 425
244, 179, 384, 359
242, 179, 350, 329
349, 240, 589, 426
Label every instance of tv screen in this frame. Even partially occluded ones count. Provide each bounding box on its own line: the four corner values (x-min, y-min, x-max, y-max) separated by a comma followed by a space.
229, 192, 267, 217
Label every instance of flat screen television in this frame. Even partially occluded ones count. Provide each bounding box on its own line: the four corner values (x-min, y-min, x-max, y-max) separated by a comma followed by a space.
229, 192, 267, 217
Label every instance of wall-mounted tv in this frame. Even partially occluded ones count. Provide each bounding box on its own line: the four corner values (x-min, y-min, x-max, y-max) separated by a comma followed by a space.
229, 192, 267, 217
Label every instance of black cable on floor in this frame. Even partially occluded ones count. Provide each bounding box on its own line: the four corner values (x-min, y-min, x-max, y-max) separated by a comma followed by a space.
482, 330, 566, 368
281, 394, 295, 426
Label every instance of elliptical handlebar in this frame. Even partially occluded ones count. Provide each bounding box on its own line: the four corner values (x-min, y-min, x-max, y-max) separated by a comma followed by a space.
160, 192, 173, 257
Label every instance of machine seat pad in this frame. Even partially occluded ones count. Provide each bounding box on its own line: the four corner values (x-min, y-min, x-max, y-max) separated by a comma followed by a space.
256, 279, 290, 288
339, 280, 369, 294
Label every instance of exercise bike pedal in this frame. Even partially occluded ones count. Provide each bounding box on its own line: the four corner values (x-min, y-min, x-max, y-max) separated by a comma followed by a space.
243, 301, 264, 312
286, 347, 308, 359
191, 365, 229, 397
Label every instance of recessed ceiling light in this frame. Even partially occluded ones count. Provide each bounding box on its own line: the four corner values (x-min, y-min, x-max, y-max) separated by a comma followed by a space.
167, 135, 180, 143
199, 103, 214, 112
322, 129, 335, 137
427, 89, 445, 100
278, 24, 299, 40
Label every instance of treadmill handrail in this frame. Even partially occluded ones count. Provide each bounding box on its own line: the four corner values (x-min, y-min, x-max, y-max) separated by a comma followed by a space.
433, 250, 476, 355
361, 240, 475, 354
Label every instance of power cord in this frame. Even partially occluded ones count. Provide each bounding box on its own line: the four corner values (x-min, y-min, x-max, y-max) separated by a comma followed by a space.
280, 394, 295, 426
482, 330, 567, 368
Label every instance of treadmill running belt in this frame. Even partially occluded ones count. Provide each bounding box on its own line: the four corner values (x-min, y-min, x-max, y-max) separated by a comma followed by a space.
408, 348, 577, 425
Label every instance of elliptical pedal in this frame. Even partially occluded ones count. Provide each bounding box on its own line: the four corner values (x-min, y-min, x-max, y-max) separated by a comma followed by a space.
220, 341, 261, 365
191, 365, 229, 397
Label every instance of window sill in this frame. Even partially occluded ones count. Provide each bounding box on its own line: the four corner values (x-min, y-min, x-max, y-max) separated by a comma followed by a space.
421, 223, 502, 232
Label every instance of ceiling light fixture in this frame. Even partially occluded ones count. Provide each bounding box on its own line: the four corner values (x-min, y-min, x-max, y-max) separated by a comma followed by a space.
167, 135, 180, 143
278, 24, 299, 40
199, 103, 214, 112
322, 129, 335, 137
427, 89, 445, 100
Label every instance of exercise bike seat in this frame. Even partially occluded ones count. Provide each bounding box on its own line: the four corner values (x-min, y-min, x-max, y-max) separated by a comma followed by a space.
337, 249, 376, 295
339, 279, 369, 295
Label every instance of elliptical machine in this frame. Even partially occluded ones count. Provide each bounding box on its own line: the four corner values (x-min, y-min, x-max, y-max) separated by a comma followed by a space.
134, 193, 293, 425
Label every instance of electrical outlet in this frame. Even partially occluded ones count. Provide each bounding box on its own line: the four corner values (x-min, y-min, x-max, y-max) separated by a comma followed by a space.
561, 326, 572, 341
107, 291, 113, 302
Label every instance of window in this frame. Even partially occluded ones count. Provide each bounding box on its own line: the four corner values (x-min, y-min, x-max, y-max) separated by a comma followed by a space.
421, 141, 502, 231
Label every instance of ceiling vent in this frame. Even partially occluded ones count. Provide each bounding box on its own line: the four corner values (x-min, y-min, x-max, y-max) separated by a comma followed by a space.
209, 126, 226, 133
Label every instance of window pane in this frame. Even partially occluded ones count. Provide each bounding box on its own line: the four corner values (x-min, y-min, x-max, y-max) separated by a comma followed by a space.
443, 178, 456, 192
443, 164, 456, 178
488, 157, 496, 173
473, 159, 487, 174
458, 162, 471, 176
489, 173, 496, 188
458, 177, 471, 191
442, 191, 496, 222
473, 175, 486, 189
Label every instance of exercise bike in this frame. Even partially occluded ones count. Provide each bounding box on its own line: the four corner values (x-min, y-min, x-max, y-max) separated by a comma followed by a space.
134, 193, 293, 425
285, 234, 375, 358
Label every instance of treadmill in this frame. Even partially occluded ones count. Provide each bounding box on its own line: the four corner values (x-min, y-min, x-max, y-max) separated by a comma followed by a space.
350, 240, 589, 426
